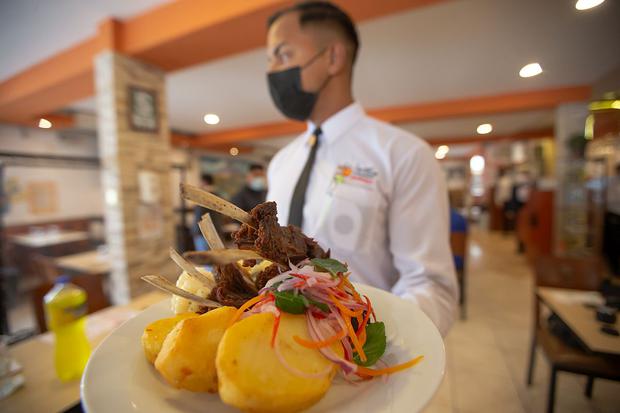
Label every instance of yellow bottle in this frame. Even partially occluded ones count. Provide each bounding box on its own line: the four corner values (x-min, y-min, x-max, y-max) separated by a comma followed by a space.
44, 276, 91, 381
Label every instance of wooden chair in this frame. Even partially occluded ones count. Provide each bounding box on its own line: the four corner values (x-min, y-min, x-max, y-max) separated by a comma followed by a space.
31, 273, 111, 333
526, 255, 620, 413
450, 209, 468, 320
450, 231, 467, 319
32, 254, 61, 283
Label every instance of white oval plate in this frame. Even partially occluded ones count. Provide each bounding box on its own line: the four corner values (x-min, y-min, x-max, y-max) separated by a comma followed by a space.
81, 284, 445, 413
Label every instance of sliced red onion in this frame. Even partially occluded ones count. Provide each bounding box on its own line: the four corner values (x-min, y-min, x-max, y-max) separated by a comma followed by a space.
307, 313, 358, 376
264, 272, 294, 289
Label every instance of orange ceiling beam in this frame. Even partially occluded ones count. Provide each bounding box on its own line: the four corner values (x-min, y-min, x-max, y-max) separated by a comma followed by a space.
40, 113, 76, 129
120, 0, 289, 71
183, 86, 588, 148
0, 37, 99, 124
372, 85, 591, 123
174, 121, 305, 148
171, 132, 254, 154
426, 127, 554, 146
0, 0, 452, 126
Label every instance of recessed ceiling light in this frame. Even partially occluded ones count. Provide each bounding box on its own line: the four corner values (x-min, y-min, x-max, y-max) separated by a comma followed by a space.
476, 123, 493, 135
519, 62, 543, 78
229, 147, 239, 156
470, 155, 485, 174
434, 145, 450, 160
575, 0, 605, 11
38, 118, 52, 129
203, 113, 220, 125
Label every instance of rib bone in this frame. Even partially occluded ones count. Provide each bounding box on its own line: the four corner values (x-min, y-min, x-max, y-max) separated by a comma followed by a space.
169, 248, 216, 288
199, 213, 225, 250
141, 275, 222, 308
182, 248, 263, 266
181, 183, 252, 225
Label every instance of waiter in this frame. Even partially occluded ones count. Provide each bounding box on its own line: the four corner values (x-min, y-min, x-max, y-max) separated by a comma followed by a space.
265, 1, 458, 336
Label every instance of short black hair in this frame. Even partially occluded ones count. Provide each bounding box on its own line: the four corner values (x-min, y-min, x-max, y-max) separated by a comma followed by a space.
201, 173, 214, 185
267, 1, 359, 64
249, 163, 265, 172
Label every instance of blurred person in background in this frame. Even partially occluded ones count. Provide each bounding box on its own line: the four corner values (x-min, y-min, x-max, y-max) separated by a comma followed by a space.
495, 166, 514, 233
232, 164, 268, 212
514, 169, 532, 207
264, 1, 457, 336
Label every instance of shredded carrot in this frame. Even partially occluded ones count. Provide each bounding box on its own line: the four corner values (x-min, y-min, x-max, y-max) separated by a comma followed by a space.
342, 278, 361, 301
344, 314, 367, 362
327, 293, 367, 361
227, 293, 266, 327
270, 311, 281, 348
355, 314, 367, 346
293, 329, 347, 349
328, 293, 364, 318
356, 355, 424, 377
358, 325, 367, 347
356, 296, 373, 336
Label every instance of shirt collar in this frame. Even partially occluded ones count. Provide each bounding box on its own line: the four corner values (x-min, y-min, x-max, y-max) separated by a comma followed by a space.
306, 102, 365, 145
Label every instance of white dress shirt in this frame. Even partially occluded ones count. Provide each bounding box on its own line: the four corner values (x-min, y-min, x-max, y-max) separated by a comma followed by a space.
267, 102, 458, 336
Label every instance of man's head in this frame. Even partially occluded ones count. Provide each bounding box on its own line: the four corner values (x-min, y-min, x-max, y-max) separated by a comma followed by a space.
246, 164, 267, 191
266, 1, 359, 122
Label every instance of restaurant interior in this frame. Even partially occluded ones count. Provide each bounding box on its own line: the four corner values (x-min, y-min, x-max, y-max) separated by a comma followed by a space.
0, 1, 619, 412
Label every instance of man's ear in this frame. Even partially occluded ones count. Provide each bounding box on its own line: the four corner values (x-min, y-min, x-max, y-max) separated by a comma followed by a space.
327, 42, 348, 76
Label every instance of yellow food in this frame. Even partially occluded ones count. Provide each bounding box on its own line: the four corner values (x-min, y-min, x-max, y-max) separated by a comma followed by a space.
171, 269, 216, 314
238, 259, 273, 280
141, 313, 198, 364
216, 312, 340, 413
155, 306, 237, 392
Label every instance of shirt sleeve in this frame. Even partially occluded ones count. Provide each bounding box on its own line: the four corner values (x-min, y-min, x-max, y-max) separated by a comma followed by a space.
388, 143, 459, 337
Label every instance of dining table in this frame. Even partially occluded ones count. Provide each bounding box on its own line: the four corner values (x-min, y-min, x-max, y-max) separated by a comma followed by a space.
537, 287, 620, 355
10, 231, 90, 248
54, 249, 111, 275
0, 291, 168, 413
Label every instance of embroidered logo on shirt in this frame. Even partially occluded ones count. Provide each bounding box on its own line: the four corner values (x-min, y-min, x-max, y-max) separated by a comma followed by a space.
333, 163, 378, 187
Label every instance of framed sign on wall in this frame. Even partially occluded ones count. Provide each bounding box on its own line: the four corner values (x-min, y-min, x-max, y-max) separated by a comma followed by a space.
128, 86, 159, 133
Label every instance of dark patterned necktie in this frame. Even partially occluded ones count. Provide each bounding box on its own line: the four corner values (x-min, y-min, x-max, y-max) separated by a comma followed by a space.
287, 127, 322, 227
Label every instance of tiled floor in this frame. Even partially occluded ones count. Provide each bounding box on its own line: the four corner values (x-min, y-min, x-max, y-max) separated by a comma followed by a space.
425, 226, 620, 413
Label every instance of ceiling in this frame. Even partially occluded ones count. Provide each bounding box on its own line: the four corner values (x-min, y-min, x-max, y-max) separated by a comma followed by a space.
0, 0, 171, 82
3, 0, 620, 148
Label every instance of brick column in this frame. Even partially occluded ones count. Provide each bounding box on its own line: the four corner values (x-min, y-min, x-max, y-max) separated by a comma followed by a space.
554, 102, 590, 255
95, 51, 176, 303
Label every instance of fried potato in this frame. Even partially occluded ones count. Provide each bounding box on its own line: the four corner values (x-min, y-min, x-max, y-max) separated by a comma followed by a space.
155, 306, 237, 392
141, 313, 198, 364
216, 312, 340, 413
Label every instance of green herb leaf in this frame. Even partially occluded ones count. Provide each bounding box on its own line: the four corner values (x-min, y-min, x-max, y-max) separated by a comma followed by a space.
272, 290, 330, 314
310, 258, 348, 277
353, 322, 387, 367
272, 290, 306, 314
307, 298, 329, 313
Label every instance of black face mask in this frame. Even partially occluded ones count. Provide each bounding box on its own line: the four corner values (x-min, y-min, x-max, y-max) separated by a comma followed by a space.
267, 49, 329, 121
